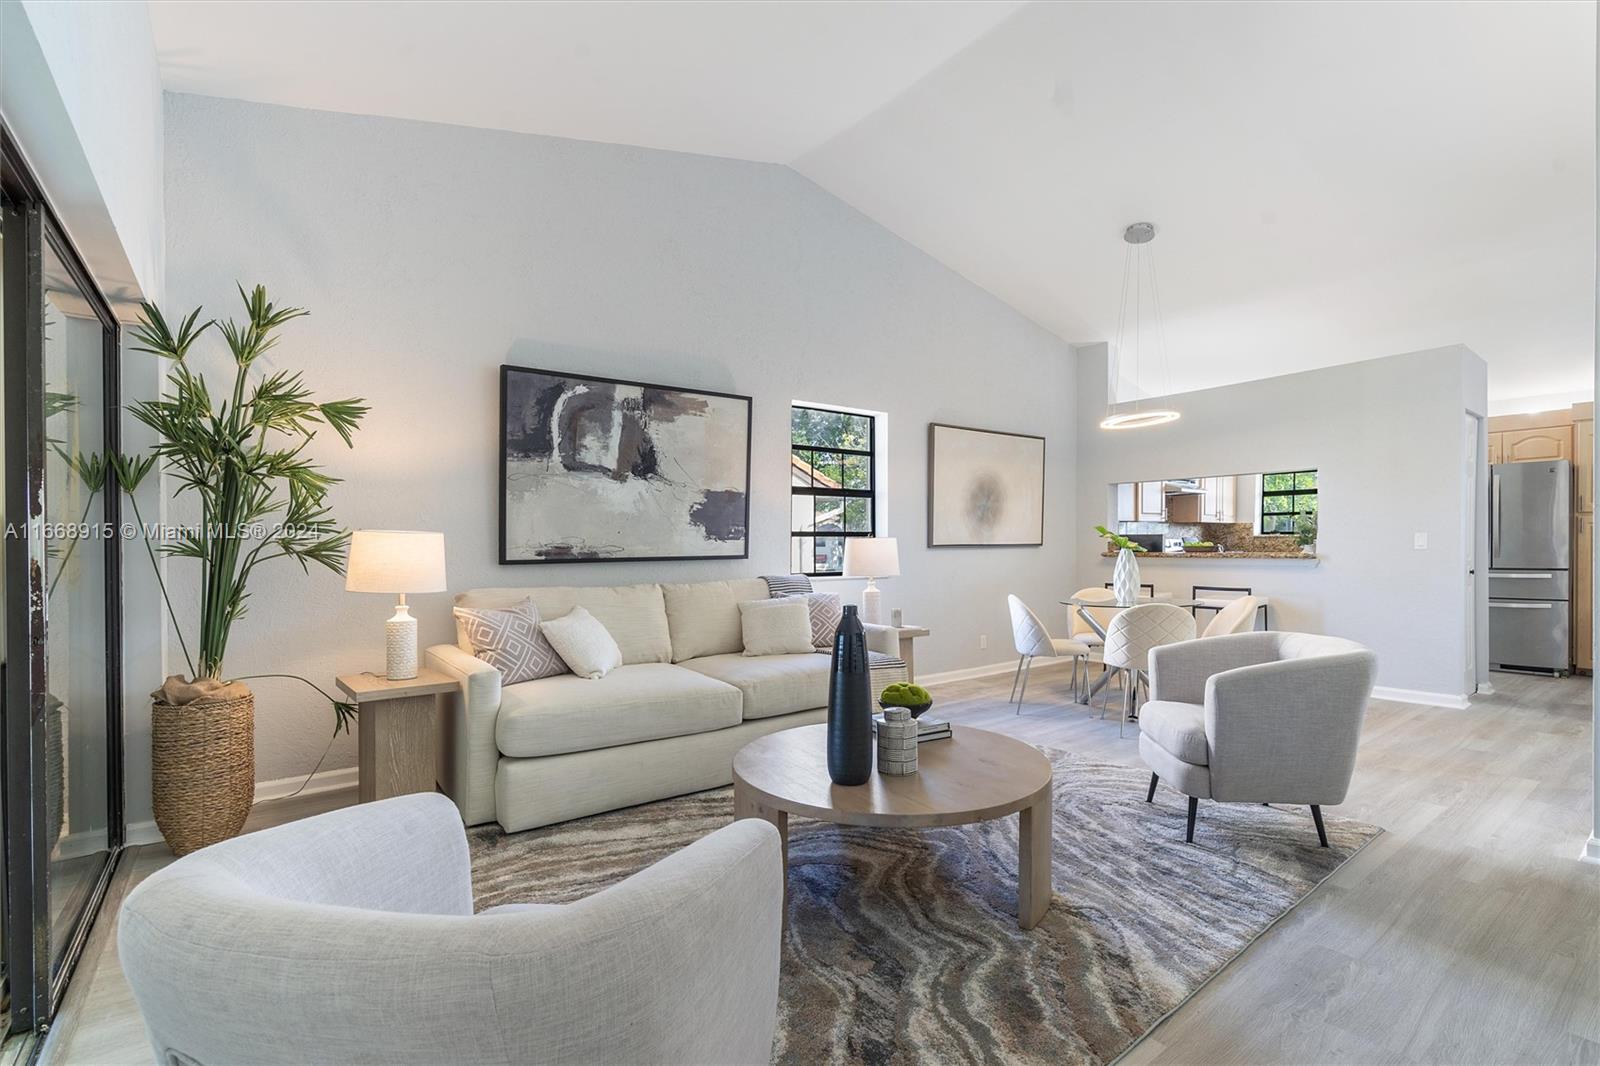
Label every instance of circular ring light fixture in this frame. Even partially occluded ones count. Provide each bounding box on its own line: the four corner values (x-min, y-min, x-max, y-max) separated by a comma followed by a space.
1101, 222, 1181, 430
1099, 409, 1181, 430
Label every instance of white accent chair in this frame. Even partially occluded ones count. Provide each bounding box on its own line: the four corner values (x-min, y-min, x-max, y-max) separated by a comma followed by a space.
1141, 632, 1378, 845
1007, 595, 1091, 707
118, 794, 783, 1065
1201, 595, 1266, 637
1068, 586, 1117, 651
1102, 603, 1196, 735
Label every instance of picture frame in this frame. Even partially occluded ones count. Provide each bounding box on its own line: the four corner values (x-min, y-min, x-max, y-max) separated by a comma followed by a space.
927, 422, 1046, 548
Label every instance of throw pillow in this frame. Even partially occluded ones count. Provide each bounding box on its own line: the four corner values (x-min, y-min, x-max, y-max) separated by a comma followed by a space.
787, 592, 843, 651
738, 598, 816, 656
452, 599, 567, 683
540, 607, 624, 679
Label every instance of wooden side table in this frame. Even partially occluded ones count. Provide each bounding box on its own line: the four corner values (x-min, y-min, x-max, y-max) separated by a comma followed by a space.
336, 669, 457, 803
892, 625, 930, 682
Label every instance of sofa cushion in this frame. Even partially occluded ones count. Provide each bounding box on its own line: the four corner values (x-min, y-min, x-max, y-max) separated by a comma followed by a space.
738, 599, 815, 656
1139, 700, 1209, 766
538, 606, 623, 680
496, 663, 741, 758
662, 579, 770, 662
680, 653, 829, 720
456, 584, 672, 665
453, 598, 568, 683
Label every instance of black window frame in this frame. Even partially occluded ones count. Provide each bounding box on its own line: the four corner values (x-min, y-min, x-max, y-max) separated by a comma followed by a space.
790, 404, 876, 577
1260, 469, 1317, 534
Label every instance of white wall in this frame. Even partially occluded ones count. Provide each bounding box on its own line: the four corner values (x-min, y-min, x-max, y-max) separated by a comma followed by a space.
1075, 342, 1489, 703
162, 93, 1079, 784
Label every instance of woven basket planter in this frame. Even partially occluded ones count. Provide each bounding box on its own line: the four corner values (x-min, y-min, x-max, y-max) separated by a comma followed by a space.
151, 689, 255, 856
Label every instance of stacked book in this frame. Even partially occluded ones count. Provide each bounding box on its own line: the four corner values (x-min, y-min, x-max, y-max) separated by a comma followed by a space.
872, 714, 952, 743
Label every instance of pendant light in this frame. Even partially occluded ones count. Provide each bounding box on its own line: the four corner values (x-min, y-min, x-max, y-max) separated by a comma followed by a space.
1100, 222, 1181, 430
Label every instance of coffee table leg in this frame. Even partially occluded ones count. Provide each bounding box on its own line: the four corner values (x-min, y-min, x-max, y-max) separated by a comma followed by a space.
735, 783, 790, 916
1017, 795, 1052, 929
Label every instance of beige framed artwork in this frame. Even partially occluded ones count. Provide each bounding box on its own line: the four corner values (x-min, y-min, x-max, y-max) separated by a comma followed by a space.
927, 423, 1045, 547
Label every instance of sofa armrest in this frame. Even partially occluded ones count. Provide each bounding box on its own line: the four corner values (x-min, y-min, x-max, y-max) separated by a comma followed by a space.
425, 644, 502, 826
862, 623, 899, 659
1149, 632, 1279, 704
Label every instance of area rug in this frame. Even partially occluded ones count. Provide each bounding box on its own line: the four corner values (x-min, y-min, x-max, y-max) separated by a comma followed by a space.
468, 748, 1380, 1065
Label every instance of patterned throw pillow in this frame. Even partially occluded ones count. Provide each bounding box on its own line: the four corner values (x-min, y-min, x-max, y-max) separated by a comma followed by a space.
453, 599, 567, 683
787, 592, 843, 651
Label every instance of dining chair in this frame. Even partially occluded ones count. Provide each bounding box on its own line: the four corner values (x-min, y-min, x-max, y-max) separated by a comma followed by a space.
1191, 584, 1270, 630
1007, 595, 1091, 708
1105, 581, 1156, 598
1201, 595, 1266, 637
1102, 603, 1196, 736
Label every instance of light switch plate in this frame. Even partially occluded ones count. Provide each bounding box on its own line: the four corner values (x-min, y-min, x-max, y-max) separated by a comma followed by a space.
1413, 532, 1428, 550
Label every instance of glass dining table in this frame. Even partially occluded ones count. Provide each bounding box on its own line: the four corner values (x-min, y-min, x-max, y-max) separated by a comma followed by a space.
1060, 595, 1198, 705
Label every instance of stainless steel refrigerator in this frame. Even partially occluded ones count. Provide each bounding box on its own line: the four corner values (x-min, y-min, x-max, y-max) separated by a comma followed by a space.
1489, 459, 1571, 674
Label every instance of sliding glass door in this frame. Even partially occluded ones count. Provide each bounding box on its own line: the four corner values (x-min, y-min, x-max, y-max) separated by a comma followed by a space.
1, 126, 124, 1034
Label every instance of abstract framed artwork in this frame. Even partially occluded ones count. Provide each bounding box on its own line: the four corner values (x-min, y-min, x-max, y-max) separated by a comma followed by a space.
927, 423, 1046, 548
500, 366, 752, 563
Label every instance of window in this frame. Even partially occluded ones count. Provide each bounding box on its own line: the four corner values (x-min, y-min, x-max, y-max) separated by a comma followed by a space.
791, 405, 876, 576
1260, 469, 1318, 533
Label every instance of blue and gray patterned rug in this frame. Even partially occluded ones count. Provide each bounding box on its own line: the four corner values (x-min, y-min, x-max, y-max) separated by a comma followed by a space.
469, 748, 1380, 1065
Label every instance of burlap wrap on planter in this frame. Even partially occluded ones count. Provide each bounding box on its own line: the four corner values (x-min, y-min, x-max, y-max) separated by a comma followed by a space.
151, 675, 255, 856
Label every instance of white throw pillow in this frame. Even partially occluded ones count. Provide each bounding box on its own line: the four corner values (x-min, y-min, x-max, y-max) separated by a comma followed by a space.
540, 607, 624, 679
739, 598, 816, 656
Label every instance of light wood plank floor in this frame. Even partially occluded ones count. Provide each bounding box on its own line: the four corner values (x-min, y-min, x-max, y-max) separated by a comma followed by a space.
42, 665, 1598, 1065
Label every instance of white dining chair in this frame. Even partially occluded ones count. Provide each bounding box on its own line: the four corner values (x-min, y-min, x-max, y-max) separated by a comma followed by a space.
1007, 595, 1091, 708
1102, 603, 1196, 736
1201, 595, 1266, 638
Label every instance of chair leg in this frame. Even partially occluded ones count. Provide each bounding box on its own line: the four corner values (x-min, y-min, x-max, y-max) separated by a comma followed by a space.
1009, 655, 1025, 705
1017, 657, 1032, 707
1120, 679, 1133, 737
1311, 804, 1328, 848
1185, 796, 1198, 843
1146, 772, 1159, 802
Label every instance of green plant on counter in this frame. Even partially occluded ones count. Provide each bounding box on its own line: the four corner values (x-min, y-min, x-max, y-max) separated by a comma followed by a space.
880, 683, 931, 707
1094, 525, 1147, 552
1295, 510, 1318, 548
1183, 541, 1214, 549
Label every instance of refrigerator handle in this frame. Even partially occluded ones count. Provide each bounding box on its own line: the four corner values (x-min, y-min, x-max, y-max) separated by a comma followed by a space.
1491, 470, 1501, 559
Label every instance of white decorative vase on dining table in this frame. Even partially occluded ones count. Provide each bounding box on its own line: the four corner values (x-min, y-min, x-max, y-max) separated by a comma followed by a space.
1113, 547, 1141, 606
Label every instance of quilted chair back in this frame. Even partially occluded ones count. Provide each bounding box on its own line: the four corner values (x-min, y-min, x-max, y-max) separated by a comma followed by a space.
1202, 595, 1264, 638
1104, 602, 1196, 672
1007, 595, 1059, 658
1068, 586, 1117, 640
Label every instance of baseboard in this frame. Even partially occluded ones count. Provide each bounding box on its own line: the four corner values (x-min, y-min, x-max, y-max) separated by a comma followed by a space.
920, 656, 1077, 687
1370, 685, 1471, 710
1475, 681, 1496, 696
126, 820, 162, 846
1582, 835, 1600, 866
253, 765, 359, 803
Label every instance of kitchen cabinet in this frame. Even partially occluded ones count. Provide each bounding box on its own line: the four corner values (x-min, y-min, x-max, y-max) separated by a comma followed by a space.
1487, 433, 1503, 465
1575, 420, 1593, 514
1502, 426, 1571, 463
1577, 513, 1593, 671
1116, 483, 1135, 523
1201, 476, 1238, 523
1167, 493, 1202, 524
1136, 482, 1166, 521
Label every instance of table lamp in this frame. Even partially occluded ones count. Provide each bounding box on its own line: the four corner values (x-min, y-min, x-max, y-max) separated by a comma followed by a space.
345, 530, 448, 680
843, 537, 899, 625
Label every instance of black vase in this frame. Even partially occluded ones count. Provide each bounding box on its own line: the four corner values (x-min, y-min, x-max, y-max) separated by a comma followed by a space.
827, 605, 873, 785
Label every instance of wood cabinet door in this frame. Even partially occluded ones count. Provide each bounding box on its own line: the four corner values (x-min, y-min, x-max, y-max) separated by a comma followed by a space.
1137, 482, 1165, 521
1575, 420, 1593, 513
1503, 427, 1572, 463
1199, 477, 1218, 521
1487, 432, 1503, 465
1575, 512, 1592, 671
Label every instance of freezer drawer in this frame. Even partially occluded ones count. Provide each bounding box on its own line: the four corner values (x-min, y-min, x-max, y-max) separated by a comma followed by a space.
1487, 569, 1570, 602
1489, 599, 1570, 672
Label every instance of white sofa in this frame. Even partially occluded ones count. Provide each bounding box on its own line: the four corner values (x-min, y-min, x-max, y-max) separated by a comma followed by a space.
426, 578, 905, 832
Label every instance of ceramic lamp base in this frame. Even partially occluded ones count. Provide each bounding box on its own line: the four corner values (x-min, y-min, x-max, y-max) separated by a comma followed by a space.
385, 602, 418, 680
861, 579, 883, 625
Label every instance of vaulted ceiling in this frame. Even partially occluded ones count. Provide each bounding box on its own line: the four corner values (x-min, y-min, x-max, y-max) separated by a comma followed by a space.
149, 0, 1595, 408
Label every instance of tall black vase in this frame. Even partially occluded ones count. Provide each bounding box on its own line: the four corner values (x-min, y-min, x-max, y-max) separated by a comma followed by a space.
827, 604, 873, 785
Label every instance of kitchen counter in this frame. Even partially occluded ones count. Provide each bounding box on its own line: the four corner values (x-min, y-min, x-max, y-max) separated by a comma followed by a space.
1102, 550, 1315, 560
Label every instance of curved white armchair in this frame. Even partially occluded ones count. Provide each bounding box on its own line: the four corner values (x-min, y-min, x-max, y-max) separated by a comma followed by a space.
1007, 594, 1090, 707
1103, 602, 1196, 735
1142, 632, 1377, 845
118, 794, 783, 1065
1201, 595, 1265, 637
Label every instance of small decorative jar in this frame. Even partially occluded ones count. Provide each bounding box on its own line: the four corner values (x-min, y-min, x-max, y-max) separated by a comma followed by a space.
877, 705, 918, 775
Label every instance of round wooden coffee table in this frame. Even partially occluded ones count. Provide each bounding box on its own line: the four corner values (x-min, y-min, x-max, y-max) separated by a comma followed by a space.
732, 723, 1054, 928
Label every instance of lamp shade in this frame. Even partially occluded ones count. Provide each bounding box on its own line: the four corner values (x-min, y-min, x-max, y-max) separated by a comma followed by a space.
345, 530, 447, 593
843, 537, 899, 579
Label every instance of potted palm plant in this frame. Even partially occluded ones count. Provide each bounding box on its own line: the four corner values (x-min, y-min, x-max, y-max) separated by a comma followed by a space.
117, 285, 367, 854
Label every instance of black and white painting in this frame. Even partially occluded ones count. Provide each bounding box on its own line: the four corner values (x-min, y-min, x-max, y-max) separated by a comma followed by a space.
927, 423, 1046, 547
500, 367, 752, 563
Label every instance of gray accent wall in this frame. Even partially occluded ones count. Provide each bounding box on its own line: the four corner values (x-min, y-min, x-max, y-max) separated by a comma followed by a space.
162, 93, 1079, 787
